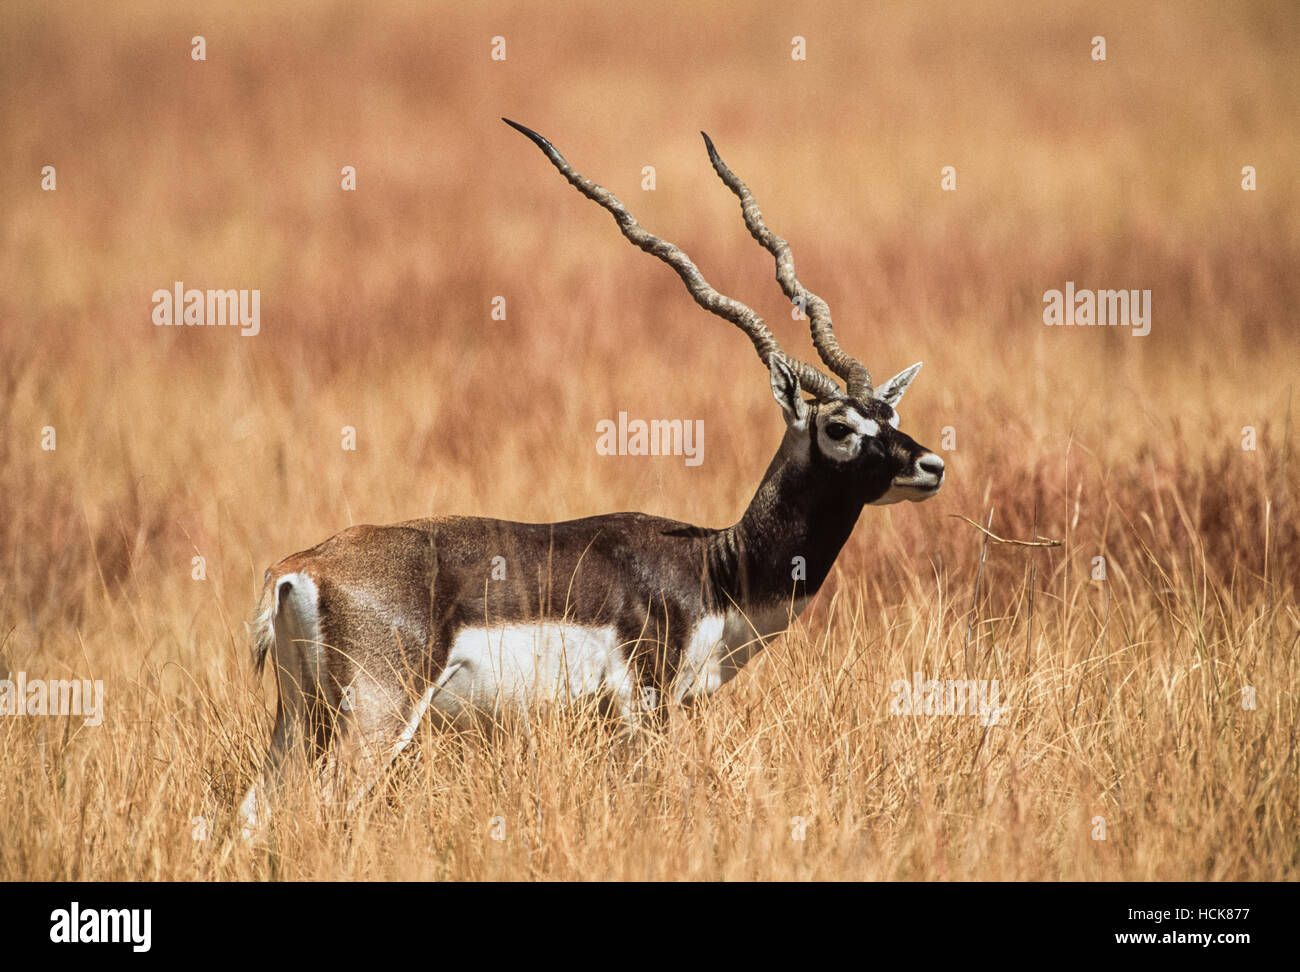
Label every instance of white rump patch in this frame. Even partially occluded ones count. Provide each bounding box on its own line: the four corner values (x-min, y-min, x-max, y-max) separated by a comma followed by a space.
239, 570, 322, 839
272, 572, 324, 683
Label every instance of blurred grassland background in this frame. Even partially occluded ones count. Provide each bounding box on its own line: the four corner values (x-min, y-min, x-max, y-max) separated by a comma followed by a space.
0, 0, 1297, 879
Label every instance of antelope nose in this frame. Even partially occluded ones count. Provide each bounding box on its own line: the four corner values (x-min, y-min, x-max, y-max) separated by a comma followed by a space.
918, 453, 945, 481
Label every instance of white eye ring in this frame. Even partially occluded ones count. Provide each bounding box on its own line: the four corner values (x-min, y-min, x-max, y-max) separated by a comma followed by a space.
823, 412, 879, 440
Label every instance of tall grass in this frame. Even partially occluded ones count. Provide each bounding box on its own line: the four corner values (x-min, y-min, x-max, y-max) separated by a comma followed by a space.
0, 0, 1296, 879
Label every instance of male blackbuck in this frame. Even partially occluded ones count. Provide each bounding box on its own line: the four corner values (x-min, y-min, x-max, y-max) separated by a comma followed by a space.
237, 120, 944, 835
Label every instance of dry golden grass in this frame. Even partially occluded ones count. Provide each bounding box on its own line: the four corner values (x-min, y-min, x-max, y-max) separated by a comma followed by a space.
1, 0, 1297, 880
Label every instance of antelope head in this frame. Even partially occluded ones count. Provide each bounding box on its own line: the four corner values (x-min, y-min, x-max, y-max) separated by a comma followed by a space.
504, 119, 945, 507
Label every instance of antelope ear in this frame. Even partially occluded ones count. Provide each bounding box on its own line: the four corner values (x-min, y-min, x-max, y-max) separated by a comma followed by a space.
875, 362, 922, 407
769, 357, 810, 430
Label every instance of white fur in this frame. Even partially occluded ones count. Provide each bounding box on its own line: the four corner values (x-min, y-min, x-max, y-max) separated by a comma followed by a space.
431, 623, 636, 725
843, 413, 879, 437
273, 572, 325, 683
875, 361, 922, 406
818, 408, 881, 461
870, 480, 940, 505
673, 598, 808, 703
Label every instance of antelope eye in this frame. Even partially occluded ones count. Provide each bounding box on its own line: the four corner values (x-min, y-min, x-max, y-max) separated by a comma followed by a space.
825, 422, 852, 440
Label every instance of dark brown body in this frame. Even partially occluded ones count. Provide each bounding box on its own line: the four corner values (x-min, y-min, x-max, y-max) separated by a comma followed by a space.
251, 426, 877, 728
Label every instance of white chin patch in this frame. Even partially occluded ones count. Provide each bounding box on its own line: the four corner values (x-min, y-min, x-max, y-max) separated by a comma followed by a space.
870, 482, 940, 506
870, 487, 908, 506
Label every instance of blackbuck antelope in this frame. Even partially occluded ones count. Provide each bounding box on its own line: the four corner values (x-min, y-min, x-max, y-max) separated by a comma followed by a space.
238, 120, 944, 834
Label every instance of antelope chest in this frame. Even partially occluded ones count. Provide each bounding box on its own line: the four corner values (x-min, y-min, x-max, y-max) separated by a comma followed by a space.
670, 599, 808, 704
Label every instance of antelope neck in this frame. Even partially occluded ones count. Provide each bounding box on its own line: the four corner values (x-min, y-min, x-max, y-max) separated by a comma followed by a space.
705, 436, 863, 609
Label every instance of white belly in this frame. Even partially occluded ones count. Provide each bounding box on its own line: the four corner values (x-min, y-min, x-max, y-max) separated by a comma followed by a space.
672, 598, 808, 704
431, 622, 636, 724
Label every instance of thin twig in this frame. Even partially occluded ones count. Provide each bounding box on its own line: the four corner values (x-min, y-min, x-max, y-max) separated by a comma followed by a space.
949, 514, 1063, 547
1026, 500, 1038, 675
964, 508, 994, 677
